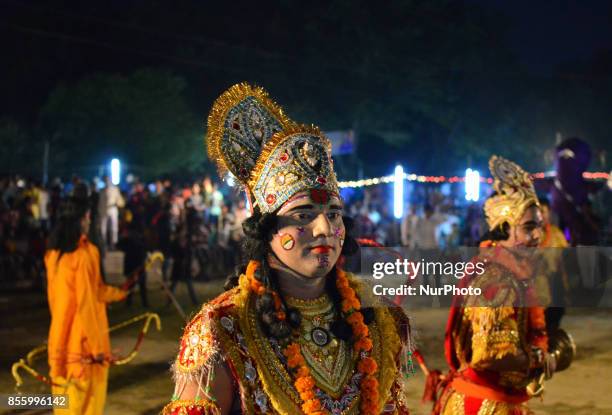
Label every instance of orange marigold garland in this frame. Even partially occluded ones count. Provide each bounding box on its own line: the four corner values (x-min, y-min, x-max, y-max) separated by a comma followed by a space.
246, 262, 379, 414
336, 268, 380, 414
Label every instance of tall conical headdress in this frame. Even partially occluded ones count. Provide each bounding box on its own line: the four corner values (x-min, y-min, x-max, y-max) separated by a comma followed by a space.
484, 155, 539, 229
206, 83, 339, 213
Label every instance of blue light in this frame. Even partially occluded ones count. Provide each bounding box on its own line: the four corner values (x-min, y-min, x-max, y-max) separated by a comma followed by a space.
393, 165, 404, 219
226, 173, 236, 187
110, 158, 121, 185
465, 168, 480, 201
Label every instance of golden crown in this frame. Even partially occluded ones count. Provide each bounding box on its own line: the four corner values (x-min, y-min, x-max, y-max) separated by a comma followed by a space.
206, 83, 339, 213
484, 155, 539, 229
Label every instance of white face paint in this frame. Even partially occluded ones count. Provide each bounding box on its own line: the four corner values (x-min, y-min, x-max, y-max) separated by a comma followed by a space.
270, 190, 345, 278
501, 205, 544, 251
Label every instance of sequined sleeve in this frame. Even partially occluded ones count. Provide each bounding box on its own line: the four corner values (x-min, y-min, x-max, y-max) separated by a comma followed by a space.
162, 306, 222, 415
463, 268, 522, 369
386, 305, 414, 414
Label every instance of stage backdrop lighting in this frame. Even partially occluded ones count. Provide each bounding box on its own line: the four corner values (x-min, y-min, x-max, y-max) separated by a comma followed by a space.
394, 165, 404, 219
110, 158, 121, 186
465, 168, 480, 201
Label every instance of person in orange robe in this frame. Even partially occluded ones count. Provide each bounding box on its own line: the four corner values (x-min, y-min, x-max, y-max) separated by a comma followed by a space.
45, 198, 127, 415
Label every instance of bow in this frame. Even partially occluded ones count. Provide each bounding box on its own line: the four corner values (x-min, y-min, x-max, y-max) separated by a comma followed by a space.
125, 251, 186, 319
11, 312, 162, 389
122, 251, 165, 290
108, 312, 162, 365
11, 359, 62, 389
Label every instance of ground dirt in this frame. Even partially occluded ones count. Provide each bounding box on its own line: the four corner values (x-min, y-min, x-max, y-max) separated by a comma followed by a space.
1, 276, 611, 414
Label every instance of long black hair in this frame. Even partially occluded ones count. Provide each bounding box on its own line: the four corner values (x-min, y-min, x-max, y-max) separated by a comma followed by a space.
225, 207, 368, 341
47, 197, 90, 259
479, 222, 510, 244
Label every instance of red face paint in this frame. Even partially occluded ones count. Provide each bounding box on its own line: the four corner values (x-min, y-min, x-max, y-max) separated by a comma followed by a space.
311, 245, 332, 254
310, 189, 329, 205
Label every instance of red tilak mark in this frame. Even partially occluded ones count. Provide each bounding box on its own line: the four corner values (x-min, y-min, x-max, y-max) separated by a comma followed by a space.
310, 189, 329, 204
266, 194, 276, 205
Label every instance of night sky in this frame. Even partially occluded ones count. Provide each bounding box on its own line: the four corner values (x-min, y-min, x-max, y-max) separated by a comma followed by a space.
2, 0, 612, 183
2, 0, 611, 122
480, 0, 612, 73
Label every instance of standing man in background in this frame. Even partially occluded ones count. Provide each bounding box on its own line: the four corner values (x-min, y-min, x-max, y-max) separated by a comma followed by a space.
401, 205, 419, 247
98, 175, 123, 250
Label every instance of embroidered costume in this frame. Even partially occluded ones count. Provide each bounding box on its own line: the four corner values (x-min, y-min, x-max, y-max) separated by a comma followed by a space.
435, 157, 547, 415
163, 83, 413, 414
534, 221, 569, 313
165, 270, 410, 415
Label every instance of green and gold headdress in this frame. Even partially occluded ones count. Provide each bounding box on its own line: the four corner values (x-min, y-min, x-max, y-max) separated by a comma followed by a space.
206, 83, 339, 213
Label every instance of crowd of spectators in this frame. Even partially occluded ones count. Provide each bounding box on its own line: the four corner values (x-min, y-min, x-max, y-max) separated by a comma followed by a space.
2, 174, 609, 297
0, 175, 248, 294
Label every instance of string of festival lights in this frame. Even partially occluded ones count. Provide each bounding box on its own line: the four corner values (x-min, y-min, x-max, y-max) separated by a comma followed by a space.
338, 170, 610, 189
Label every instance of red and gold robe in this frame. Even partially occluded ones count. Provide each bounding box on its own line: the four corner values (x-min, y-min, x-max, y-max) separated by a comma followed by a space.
163, 272, 412, 415
436, 244, 548, 415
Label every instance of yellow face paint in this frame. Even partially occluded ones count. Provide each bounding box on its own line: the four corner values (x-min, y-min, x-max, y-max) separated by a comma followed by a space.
280, 233, 295, 250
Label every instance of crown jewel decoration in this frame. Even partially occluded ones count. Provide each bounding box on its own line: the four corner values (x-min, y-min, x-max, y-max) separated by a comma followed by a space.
206, 83, 339, 213
484, 155, 539, 229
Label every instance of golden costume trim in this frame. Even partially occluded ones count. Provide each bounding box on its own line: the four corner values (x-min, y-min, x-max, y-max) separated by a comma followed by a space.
233, 272, 402, 414
205, 82, 339, 214
285, 294, 354, 397
248, 123, 340, 213
462, 262, 527, 370
206, 82, 290, 184
162, 398, 221, 415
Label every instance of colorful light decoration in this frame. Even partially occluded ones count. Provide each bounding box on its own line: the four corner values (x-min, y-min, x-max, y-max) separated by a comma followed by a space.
226, 173, 236, 187
337, 171, 608, 189
110, 158, 121, 185
464, 168, 480, 201
393, 165, 404, 219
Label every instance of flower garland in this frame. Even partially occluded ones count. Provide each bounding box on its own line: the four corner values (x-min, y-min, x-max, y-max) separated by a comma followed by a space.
336, 267, 379, 414
245, 260, 379, 414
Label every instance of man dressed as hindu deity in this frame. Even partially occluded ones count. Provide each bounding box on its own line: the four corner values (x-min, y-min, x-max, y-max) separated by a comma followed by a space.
162, 83, 415, 415
429, 156, 574, 415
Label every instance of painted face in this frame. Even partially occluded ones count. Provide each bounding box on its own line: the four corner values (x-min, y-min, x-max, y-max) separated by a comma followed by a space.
503, 204, 543, 249
270, 190, 345, 278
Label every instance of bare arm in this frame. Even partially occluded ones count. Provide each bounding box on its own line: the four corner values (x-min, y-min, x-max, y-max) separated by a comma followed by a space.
163, 308, 236, 415
172, 360, 235, 415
